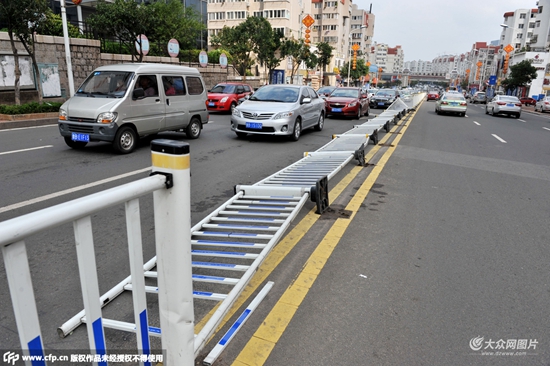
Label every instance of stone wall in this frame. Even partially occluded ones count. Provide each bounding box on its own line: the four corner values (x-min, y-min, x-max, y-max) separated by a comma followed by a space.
0, 32, 261, 105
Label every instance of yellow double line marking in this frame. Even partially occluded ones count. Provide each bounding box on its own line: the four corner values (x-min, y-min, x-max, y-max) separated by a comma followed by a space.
231, 111, 416, 366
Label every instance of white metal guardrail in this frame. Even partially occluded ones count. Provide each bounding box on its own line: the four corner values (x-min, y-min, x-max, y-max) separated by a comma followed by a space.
1, 92, 425, 365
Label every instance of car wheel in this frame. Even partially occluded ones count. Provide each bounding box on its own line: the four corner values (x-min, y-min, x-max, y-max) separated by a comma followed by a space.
185, 117, 202, 139
113, 126, 137, 154
491, 108, 496, 116
229, 102, 237, 114
236, 132, 247, 138
485, 107, 489, 114
516, 113, 521, 118
64, 136, 87, 149
355, 107, 361, 120
314, 113, 324, 131
435, 108, 439, 115
290, 119, 301, 141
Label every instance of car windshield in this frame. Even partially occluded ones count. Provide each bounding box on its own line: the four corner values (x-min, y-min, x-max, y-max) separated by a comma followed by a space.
318, 87, 334, 93
376, 90, 396, 97
249, 86, 299, 103
210, 84, 237, 93
330, 89, 359, 98
500, 96, 519, 102
476, 93, 486, 97
429, 91, 438, 94
76, 71, 134, 98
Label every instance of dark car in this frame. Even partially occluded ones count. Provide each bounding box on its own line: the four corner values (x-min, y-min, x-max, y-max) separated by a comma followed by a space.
206, 82, 254, 113
519, 97, 536, 106
325, 87, 369, 119
370, 89, 400, 109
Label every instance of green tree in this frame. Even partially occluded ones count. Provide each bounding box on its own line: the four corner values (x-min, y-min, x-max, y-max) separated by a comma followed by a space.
340, 58, 369, 86
210, 17, 259, 79
36, 9, 83, 38
280, 38, 311, 84
315, 42, 334, 86
0, 0, 50, 105
149, 0, 204, 55
251, 17, 284, 84
501, 60, 538, 90
87, 0, 153, 62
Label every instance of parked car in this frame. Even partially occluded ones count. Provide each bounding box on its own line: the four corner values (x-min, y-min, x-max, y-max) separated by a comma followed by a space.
370, 89, 400, 109
316, 86, 336, 98
471, 91, 487, 104
535, 96, 550, 112
485, 95, 522, 118
519, 96, 536, 106
325, 87, 369, 119
206, 82, 254, 113
231, 84, 325, 141
58, 63, 208, 154
435, 93, 467, 116
427, 91, 439, 101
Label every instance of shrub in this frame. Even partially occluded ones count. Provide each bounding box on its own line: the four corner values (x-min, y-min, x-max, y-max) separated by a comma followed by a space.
0, 102, 62, 115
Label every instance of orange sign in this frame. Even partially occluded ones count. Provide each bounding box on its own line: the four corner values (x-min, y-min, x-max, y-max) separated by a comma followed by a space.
352, 44, 360, 51
504, 44, 514, 53
302, 14, 315, 27
476, 61, 483, 67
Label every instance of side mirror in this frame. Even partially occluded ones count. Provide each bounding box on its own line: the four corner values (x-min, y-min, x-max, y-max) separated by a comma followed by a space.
301, 97, 311, 104
132, 88, 145, 100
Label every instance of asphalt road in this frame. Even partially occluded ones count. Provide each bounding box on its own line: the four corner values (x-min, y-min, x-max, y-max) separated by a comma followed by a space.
1, 100, 549, 366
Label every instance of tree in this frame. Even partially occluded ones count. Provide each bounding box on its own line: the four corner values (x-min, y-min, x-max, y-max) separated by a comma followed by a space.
280, 38, 311, 84
35, 9, 83, 38
340, 58, 369, 86
149, 0, 204, 54
315, 42, 334, 87
210, 17, 259, 79
250, 18, 284, 84
0, 0, 50, 105
501, 60, 538, 90
87, 0, 153, 62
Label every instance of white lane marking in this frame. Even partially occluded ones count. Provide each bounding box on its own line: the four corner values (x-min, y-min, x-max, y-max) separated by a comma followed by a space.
543, 127, 550, 131
473, 121, 480, 126
492, 134, 507, 143
0, 145, 53, 156
0, 124, 57, 132
0, 167, 151, 214
518, 119, 526, 123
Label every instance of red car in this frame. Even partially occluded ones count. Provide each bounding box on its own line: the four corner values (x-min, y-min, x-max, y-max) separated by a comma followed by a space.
427, 91, 439, 101
325, 87, 369, 119
206, 82, 254, 113
519, 97, 536, 106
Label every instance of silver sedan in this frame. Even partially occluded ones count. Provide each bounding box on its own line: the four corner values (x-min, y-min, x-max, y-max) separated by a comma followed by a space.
485, 95, 522, 118
231, 84, 326, 141
534, 96, 550, 113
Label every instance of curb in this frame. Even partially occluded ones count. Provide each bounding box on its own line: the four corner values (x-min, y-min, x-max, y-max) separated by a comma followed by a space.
0, 118, 58, 130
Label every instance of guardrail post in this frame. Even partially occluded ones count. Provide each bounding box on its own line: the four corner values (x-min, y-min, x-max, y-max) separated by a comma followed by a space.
151, 139, 194, 366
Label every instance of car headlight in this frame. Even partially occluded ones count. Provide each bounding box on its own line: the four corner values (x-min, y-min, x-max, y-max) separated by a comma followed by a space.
273, 111, 294, 119
59, 108, 67, 121
232, 108, 242, 117
349, 102, 357, 107
97, 112, 117, 124
220, 97, 229, 103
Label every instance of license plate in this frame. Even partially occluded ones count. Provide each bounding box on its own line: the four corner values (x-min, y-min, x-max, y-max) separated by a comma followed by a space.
450, 102, 458, 106
506, 103, 515, 107
246, 122, 262, 130
378, 102, 385, 106
72, 133, 89, 142
208, 102, 215, 107
332, 108, 342, 113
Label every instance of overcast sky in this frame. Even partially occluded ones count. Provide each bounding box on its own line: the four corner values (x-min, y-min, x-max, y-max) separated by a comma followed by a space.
354, 0, 536, 61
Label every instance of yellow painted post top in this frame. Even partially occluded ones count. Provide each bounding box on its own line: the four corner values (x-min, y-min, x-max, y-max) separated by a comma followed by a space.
151, 139, 190, 170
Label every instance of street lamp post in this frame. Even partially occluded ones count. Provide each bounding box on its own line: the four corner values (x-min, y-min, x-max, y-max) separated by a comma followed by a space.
60, 0, 75, 97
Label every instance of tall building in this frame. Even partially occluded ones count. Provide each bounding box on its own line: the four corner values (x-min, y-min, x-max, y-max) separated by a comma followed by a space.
499, 7, 538, 52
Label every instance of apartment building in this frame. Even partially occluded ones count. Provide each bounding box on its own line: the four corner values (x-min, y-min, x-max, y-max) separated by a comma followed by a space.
499, 7, 538, 52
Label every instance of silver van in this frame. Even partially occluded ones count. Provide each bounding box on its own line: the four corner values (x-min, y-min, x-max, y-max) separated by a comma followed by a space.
58, 63, 208, 153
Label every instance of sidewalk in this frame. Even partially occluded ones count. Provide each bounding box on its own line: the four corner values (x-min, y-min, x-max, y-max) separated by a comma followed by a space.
0, 113, 58, 130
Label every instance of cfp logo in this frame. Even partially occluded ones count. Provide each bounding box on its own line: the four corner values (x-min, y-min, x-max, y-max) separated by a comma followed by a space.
3, 351, 19, 365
